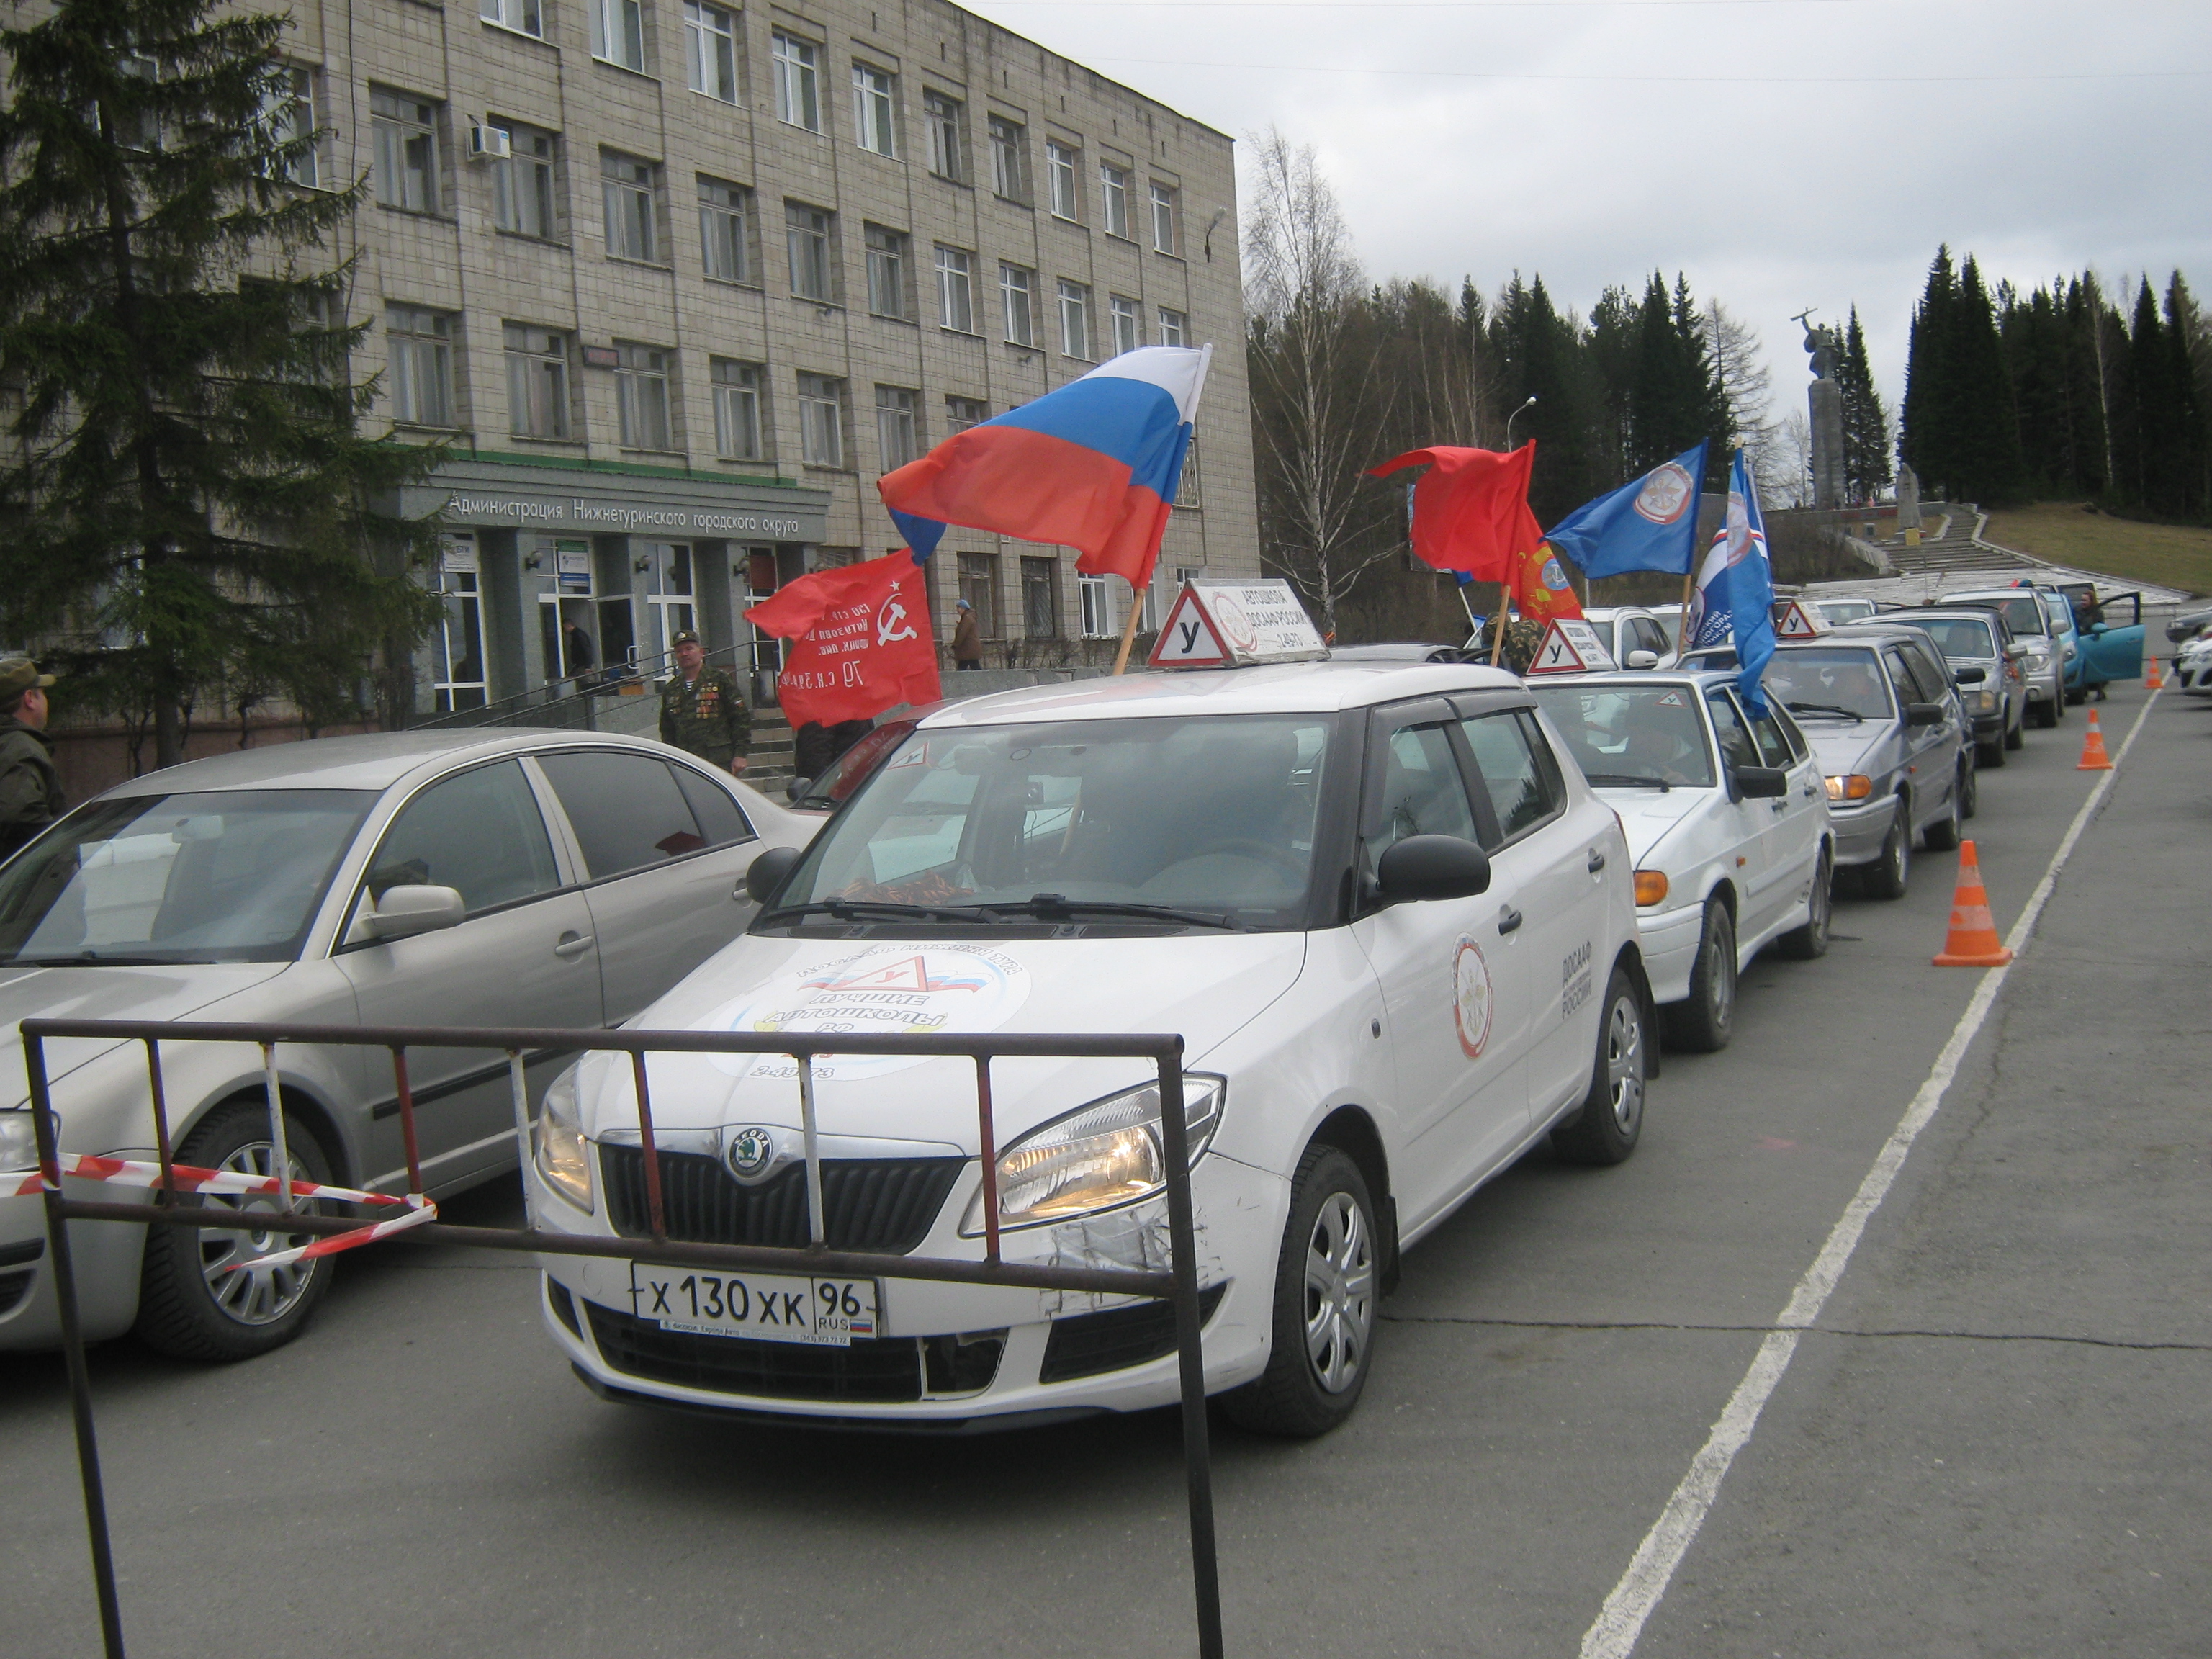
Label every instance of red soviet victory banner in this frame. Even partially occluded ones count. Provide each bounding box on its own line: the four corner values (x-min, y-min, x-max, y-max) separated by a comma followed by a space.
1511, 536, 1585, 625
744, 554, 943, 727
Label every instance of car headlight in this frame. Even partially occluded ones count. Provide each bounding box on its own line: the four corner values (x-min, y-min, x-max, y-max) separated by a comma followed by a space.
1973, 690, 1998, 712
532, 1067, 594, 1213
0, 1110, 35, 1174
961, 1074, 1224, 1236
1825, 773, 1874, 801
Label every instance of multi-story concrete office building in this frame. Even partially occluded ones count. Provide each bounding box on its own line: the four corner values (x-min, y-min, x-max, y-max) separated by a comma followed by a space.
274, 0, 1256, 713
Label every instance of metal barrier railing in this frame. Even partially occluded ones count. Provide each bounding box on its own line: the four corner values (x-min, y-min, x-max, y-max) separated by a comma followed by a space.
21, 1017, 1224, 1659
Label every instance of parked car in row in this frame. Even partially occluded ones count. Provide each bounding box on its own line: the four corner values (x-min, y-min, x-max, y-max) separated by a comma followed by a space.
1847, 608, 2027, 765
1934, 590, 2069, 727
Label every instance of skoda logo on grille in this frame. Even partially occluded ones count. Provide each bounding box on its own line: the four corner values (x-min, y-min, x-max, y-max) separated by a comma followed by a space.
724, 1126, 778, 1183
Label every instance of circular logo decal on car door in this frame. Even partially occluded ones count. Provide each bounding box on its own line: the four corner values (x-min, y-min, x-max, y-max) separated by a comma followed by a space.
1453, 936, 1495, 1059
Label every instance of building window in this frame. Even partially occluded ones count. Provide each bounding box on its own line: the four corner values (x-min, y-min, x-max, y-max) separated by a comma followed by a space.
711, 359, 763, 460
490, 121, 556, 240
1045, 139, 1078, 220
945, 395, 986, 433
798, 372, 844, 465
865, 225, 908, 320
1057, 279, 1092, 359
1176, 435, 1203, 506
1099, 161, 1130, 238
588, 0, 647, 71
266, 66, 323, 188
786, 202, 835, 301
698, 177, 752, 282
1149, 181, 1179, 255
504, 324, 570, 439
1021, 556, 1058, 639
1110, 294, 1139, 357
876, 385, 918, 471
684, 1, 739, 102
934, 246, 974, 333
958, 552, 998, 639
370, 89, 439, 214
988, 114, 1028, 202
772, 32, 820, 131
615, 343, 673, 449
1158, 307, 1187, 348
387, 305, 455, 427
1000, 264, 1034, 346
923, 90, 963, 180
851, 63, 896, 156
1078, 572, 1111, 639
480, 0, 542, 37
601, 151, 659, 262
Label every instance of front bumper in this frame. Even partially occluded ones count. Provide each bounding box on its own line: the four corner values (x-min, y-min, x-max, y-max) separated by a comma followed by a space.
1635, 902, 1708, 1006
532, 1145, 1288, 1427
1827, 793, 1900, 868
0, 1184, 152, 1352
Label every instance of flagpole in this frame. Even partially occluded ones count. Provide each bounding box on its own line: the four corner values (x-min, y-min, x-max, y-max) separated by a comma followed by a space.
1110, 575, 1146, 675
1491, 583, 1509, 667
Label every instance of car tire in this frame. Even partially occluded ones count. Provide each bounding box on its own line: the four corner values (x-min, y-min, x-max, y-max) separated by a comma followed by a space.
135, 1099, 335, 1362
2005, 711, 2025, 750
1979, 725, 2007, 768
1663, 896, 1735, 1053
1222, 1145, 1378, 1438
1776, 845, 1833, 960
1956, 755, 1978, 821
1863, 804, 1910, 899
1552, 963, 1648, 1167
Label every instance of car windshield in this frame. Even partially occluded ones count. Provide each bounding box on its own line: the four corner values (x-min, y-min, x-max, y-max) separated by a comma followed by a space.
1946, 595, 2046, 637
0, 789, 377, 965
1653, 611, 1684, 649
791, 720, 915, 810
1902, 617, 1997, 659
1528, 685, 1716, 789
770, 714, 1334, 930
1762, 648, 1894, 720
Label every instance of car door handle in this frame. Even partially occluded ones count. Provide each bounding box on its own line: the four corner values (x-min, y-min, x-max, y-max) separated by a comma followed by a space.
1586, 848, 1606, 873
1497, 905, 1524, 935
1801, 783, 1817, 798
552, 932, 595, 959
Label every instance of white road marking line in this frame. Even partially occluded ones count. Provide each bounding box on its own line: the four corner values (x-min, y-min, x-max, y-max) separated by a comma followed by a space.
1578, 691, 2162, 1659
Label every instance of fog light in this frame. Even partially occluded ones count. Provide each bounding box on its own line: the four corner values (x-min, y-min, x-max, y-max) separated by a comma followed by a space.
1633, 869, 1669, 906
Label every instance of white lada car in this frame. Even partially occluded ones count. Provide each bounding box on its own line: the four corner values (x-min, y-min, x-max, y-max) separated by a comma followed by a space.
530, 661, 1654, 1437
1527, 673, 1835, 1053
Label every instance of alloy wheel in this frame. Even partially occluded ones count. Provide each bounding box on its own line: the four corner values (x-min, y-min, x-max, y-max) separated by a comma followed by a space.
195, 1141, 323, 1327
1605, 994, 1646, 1137
1303, 1192, 1375, 1395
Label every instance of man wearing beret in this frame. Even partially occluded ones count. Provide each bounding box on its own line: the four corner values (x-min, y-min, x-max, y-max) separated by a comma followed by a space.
658, 631, 751, 775
0, 657, 61, 859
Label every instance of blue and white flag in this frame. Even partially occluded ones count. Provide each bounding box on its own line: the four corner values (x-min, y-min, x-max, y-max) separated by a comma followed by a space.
1544, 440, 1709, 578
1686, 449, 1776, 714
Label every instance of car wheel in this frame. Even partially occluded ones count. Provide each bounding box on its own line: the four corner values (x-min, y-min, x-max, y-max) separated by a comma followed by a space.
1552, 964, 1647, 1167
2051, 679, 2067, 721
1957, 755, 1978, 820
2005, 709, 2025, 750
1664, 896, 1735, 1053
1776, 844, 1833, 960
1863, 804, 1910, 899
135, 1099, 335, 1362
1222, 1145, 1378, 1438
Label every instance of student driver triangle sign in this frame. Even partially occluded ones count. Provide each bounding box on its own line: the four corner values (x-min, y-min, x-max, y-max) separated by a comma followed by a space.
1527, 618, 1617, 675
1148, 586, 1234, 667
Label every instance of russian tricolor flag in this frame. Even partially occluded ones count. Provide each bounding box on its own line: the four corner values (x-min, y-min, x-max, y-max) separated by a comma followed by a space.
878, 345, 1210, 588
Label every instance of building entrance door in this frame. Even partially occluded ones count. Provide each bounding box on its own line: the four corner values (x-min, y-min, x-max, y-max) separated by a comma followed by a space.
433, 534, 489, 711
641, 541, 697, 667
538, 538, 596, 685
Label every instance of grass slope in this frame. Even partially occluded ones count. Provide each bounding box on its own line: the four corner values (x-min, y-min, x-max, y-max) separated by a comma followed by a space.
1983, 503, 2212, 595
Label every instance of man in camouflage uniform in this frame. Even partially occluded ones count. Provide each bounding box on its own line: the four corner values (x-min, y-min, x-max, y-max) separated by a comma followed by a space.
0, 657, 61, 859
1473, 615, 1547, 676
658, 631, 752, 774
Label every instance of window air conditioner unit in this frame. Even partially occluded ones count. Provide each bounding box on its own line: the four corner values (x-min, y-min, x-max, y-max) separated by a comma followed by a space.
467, 125, 512, 161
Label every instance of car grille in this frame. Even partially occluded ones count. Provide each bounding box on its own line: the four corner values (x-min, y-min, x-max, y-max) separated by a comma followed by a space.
1038, 1284, 1228, 1385
585, 1301, 1004, 1403
598, 1147, 963, 1254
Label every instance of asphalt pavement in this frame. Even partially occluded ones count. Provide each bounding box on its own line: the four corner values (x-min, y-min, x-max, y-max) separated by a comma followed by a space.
4, 681, 2204, 1658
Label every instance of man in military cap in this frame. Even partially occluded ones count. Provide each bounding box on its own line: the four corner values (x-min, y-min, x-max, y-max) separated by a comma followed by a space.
658, 631, 752, 774
0, 656, 61, 858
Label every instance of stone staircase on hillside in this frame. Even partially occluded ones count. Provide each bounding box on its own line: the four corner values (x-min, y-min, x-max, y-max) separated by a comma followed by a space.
1875, 505, 2037, 578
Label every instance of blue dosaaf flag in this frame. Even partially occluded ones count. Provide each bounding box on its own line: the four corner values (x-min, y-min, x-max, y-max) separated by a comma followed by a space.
1543, 439, 1709, 578
1686, 449, 1776, 714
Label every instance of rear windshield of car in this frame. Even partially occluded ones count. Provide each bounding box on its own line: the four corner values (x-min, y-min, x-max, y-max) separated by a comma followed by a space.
0, 789, 377, 965
1528, 685, 1717, 790
1761, 648, 1894, 721
1815, 600, 1875, 624
1944, 595, 2046, 637
1901, 617, 1998, 659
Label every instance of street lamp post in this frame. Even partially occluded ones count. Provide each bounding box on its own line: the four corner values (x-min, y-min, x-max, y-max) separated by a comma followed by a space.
1506, 395, 1537, 449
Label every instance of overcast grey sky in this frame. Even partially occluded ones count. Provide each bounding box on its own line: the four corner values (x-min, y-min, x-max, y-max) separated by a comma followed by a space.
962, 0, 2211, 426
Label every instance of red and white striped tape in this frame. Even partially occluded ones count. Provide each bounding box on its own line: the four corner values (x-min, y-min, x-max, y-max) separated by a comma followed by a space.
1, 1153, 436, 1268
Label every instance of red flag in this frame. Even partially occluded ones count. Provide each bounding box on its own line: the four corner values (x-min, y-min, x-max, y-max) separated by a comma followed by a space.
1511, 539, 1584, 624
1368, 444, 1545, 580
745, 555, 943, 727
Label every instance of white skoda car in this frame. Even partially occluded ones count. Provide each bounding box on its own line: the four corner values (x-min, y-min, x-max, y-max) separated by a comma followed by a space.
530, 661, 1651, 1436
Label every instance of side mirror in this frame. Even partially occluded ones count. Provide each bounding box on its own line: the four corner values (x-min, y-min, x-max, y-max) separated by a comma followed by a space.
363, 884, 466, 940
1375, 835, 1492, 903
1905, 701, 1945, 727
1735, 765, 1788, 799
1952, 665, 1987, 685
2005, 641, 2029, 658
785, 775, 814, 804
743, 842, 804, 904
1624, 649, 1660, 670
2090, 621, 2109, 635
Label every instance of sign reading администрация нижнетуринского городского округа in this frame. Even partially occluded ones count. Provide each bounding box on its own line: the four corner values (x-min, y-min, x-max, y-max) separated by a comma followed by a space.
442, 492, 814, 538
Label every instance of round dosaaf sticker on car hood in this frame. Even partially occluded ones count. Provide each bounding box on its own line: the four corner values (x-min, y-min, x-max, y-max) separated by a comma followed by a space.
704, 944, 1033, 1082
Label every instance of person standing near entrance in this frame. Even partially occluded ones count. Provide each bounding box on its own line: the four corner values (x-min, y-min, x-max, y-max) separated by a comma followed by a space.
659, 630, 751, 774
0, 657, 62, 859
951, 598, 981, 670
560, 614, 596, 690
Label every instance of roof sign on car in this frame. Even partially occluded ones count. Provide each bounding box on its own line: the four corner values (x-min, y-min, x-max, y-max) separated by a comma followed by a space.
1773, 598, 1833, 639
1147, 579, 1329, 670
1526, 618, 1619, 675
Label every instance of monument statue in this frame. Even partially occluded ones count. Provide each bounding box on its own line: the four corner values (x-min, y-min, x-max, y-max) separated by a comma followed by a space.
1794, 310, 1844, 509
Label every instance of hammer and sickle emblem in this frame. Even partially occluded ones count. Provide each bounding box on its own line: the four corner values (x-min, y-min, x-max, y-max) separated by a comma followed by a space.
876, 598, 918, 647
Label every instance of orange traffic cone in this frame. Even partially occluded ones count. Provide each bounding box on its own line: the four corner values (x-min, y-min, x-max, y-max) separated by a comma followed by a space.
1933, 840, 2013, 968
2076, 707, 2114, 770
2145, 652, 2165, 690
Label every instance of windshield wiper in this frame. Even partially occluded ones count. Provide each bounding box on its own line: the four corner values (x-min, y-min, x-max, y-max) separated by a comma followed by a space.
1582, 772, 1672, 793
1786, 701, 1865, 722
977, 894, 1246, 930
4, 951, 220, 967
763, 899, 980, 924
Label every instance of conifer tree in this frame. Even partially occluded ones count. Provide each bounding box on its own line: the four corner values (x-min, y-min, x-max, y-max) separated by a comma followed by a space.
1950, 256, 2027, 503
2164, 273, 2206, 517
0, 0, 441, 765
1899, 247, 1959, 493
1836, 307, 1891, 502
